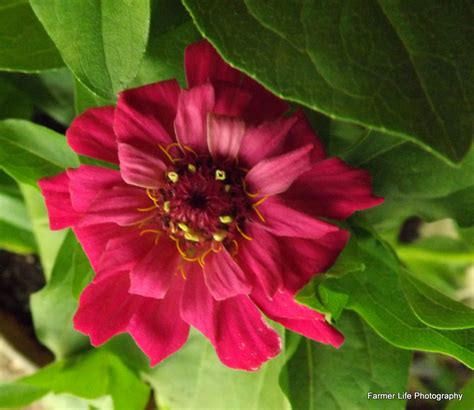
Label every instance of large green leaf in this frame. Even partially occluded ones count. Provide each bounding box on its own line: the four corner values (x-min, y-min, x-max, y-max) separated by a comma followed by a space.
301, 226, 474, 368
31, 230, 93, 358
0, 349, 150, 410
282, 312, 411, 410
184, 0, 473, 163
31, 0, 151, 100
0, 120, 79, 187
147, 330, 290, 410
0, 0, 63, 72
446, 377, 474, 410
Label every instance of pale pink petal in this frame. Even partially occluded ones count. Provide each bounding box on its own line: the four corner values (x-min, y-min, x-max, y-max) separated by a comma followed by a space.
238, 115, 298, 166
67, 165, 123, 212
115, 80, 180, 147
284, 158, 384, 219
118, 143, 167, 189
237, 223, 283, 298
215, 295, 281, 370
175, 84, 215, 152
207, 114, 245, 161
245, 145, 313, 196
203, 248, 252, 300
251, 287, 344, 348
255, 196, 340, 239
66, 106, 118, 164
38, 172, 79, 230
185, 41, 241, 88
213, 84, 253, 117
129, 236, 181, 299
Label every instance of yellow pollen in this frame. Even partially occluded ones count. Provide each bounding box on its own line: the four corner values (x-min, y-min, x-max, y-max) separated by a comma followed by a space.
212, 230, 227, 242
167, 172, 179, 183
215, 169, 226, 180
187, 163, 196, 173
219, 215, 233, 224
178, 222, 190, 232
184, 231, 201, 242
163, 201, 170, 213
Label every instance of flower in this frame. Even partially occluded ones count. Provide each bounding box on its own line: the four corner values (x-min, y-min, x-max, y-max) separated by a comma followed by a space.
39, 40, 383, 370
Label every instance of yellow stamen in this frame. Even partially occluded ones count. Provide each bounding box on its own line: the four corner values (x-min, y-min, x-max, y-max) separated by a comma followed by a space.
236, 224, 253, 241
167, 172, 179, 183
252, 205, 266, 223
184, 231, 200, 242
182, 144, 198, 157
163, 201, 170, 213
211, 241, 223, 253
178, 222, 190, 232
137, 204, 157, 212
230, 240, 239, 256
175, 239, 200, 262
146, 188, 159, 202
140, 229, 161, 236
215, 169, 226, 181
219, 215, 233, 224
212, 230, 227, 242
253, 195, 269, 207
178, 265, 187, 279
158, 144, 178, 163
242, 179, 259, 198
187, 163, 196, 173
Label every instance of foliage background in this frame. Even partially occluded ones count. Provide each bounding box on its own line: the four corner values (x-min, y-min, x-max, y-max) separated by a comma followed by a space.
0, 0, 472, 409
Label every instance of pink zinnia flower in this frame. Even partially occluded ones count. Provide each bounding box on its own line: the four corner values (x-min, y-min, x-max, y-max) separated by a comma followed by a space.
39, 41, 382, 370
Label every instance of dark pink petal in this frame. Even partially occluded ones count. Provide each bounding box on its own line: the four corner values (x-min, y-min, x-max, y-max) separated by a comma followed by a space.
238, 115, 298, 166
115, 79, 180, 147
256, 196, 339, 239
213, 84, 253, 117
237, 223, 283, 298
207, 114, 245, 161
38, 172, 79, 230
277, 231, 349, 292
203, 248, 252, 300
175, 84, 215, 152
251, 287, 344, 348
245, 145, 313, 196
67, 165, 123, 212
284, 158, 384, 219
78, 186, 156, 227
185, 40, 241, 88
215, 295, 281, 370
118, 143, 167, 189
129, 236, 181, 299
66, 106, 119, 164
180, 266, 218, 342
74, 271, 189, 366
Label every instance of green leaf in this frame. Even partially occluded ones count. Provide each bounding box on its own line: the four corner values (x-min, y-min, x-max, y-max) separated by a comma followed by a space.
0, 0, 63, 72
400, 269, 474, 330
184, 0, 473, 163
74, 79, 113, 115
0, 349, 150, 410
314, 226, 474, 368
31, 230, 93, 358
31, 0, 151, 100
0, 77, 33, 120
446, 377, 474, 410
0, 119, 79, 187
147, 330, 290, 410
282, 312, 411, 410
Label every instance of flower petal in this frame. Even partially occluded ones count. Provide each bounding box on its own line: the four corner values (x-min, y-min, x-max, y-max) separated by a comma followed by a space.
251, 287, 344, 348
284, 158, 384, 219
115, 80, 181, 147
215, 295, 281, 370
38, 172, 79, 230
207, 113, 245, 161
203, 248, 252, 300
118, 143, 167, 189
245, 145, 313, 196
66, 106, 119, 164
185, 40, 241, 88
175, 84, 215, 152
129, 236, 181, 299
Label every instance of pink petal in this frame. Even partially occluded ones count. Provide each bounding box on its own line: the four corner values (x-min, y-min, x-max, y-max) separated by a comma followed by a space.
115, 80, 180, 147
185, 40, 241, 88
207, 114, 245, 161
38, 172, 79, 230
66, 106, 119, 164
238, 115, 299, 166
251, 287, 344, 348
203, 248, 252, 300
284, 158, 384, 219
174, 84, 215, 152
237, 223, 283, 298
276, 231, 349, 292
118, 143, 167, 189
215, 295, 281, 370
129, 236, 181, 299
67, 165, 123, 212
245, 145, 313, 196
213, 84, 253, 117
